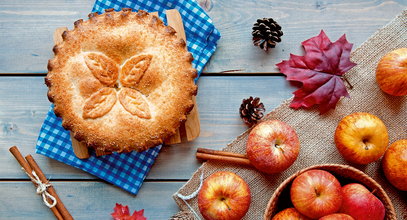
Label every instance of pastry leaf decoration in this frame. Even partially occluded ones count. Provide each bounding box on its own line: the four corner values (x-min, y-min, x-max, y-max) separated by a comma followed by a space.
84, 53, 119, 86
82, 53, 153, 119
119, 88, 151, 119
276, 30, 356, 114
120, 55, 153, 88
83, 88, 117, 119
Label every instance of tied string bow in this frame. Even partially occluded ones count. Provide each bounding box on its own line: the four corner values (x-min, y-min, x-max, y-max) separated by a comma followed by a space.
23, 168, 57, 208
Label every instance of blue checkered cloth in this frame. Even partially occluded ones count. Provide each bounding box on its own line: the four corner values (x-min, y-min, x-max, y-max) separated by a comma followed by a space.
36, 0, 220, 195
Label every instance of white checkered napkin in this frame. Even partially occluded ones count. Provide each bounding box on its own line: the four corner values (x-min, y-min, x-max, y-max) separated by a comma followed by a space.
92, 0, 221, 75
36, 0, 220, 195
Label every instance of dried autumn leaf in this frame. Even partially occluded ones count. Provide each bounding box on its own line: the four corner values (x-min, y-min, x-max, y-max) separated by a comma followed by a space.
276, 30, 356, 113
111, 203, 147, 220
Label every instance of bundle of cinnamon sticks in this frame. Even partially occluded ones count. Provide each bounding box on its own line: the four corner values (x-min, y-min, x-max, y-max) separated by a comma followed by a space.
9, 146, 73, 220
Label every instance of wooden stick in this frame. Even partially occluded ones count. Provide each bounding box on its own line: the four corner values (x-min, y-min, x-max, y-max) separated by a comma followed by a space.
9, 146, 63, 220
164, 9, 200, 144
95, 149, 112, 157
197, 148, 248, 158
196, 147, 252, 167
25, 155, 73, 220
70, 133, 89, 159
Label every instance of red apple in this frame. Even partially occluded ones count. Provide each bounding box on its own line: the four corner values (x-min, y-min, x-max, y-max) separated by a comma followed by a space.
382, 139, 407, 191
334, 112, 389, 164
246, 120, 300, 174
272, 208, 311, 220
198, 171, 251, 220
340, 183, 385, 220
319, 213, 354, 220
376, 48, 407, 96
290, 169, 342, 219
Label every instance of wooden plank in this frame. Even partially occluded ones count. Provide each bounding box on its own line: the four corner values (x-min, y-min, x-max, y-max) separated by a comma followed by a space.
0, 181, 183, 219
165, 9, 201, 144
0, 76, 295, 179
0, 0, 406, 73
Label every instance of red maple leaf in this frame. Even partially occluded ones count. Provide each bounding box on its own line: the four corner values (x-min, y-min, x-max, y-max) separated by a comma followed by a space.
276, 30, 356, 113
111, 203, 147, 220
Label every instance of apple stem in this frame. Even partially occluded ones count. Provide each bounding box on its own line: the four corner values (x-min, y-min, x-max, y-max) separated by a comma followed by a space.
341, 76, 353, 89
274, 145, 285, 154
274, 142, 285, 153
220, 197, 231, 210
278, 146, 284, 153
363, 141, 370, 150
222, 200, 231, 210
314, 187, 320, 197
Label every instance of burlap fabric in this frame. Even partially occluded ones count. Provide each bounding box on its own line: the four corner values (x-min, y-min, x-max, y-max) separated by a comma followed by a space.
173, 10, 407, 220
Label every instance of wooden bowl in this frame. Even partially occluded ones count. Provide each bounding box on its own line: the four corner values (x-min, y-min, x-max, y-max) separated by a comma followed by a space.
263, 164, 396, 220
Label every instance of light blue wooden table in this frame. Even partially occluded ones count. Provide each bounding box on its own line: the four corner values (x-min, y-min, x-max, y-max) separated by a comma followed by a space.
0, 0, 405, 219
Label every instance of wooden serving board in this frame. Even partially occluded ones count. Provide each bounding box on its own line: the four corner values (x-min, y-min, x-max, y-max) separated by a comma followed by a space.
53, 9, 200, 159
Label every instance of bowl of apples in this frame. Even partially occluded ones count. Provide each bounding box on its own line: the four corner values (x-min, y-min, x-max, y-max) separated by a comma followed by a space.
264, 164, 396, 220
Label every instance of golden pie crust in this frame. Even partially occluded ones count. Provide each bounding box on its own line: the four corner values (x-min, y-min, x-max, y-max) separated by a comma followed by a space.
46, 9, 197, 152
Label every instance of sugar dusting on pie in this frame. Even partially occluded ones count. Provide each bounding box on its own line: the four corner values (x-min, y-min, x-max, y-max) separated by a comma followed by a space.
46, 9, 197, 152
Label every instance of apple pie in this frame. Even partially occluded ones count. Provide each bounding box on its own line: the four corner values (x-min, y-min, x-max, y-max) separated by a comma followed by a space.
46, 9, 197, 152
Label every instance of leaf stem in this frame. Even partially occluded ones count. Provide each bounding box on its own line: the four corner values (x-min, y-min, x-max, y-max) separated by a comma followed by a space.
341, 76, 353, 89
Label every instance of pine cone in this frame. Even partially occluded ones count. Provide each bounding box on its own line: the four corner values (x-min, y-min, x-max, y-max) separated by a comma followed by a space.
170, 211, 195, 220
252, 18, 283, 51
239, 96, 265, 126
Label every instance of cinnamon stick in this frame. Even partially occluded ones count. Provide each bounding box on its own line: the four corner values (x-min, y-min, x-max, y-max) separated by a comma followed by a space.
196, 148, 252, 167
197, 148, 248, 158
9, 146, 64, 220
9, 146, 34, 176
25, 155, 73, 220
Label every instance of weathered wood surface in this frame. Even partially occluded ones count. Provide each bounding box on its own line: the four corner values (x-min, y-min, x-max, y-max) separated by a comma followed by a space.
0, 181, 183, 219
0, 0, 405, 73
205, 0, 407, 73
0, 76, 295, 179
1, 1, 406, 219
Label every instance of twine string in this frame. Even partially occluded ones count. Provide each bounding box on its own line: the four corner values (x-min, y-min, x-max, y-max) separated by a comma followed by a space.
175, 168, 204, 220
23, 168, 57, 208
